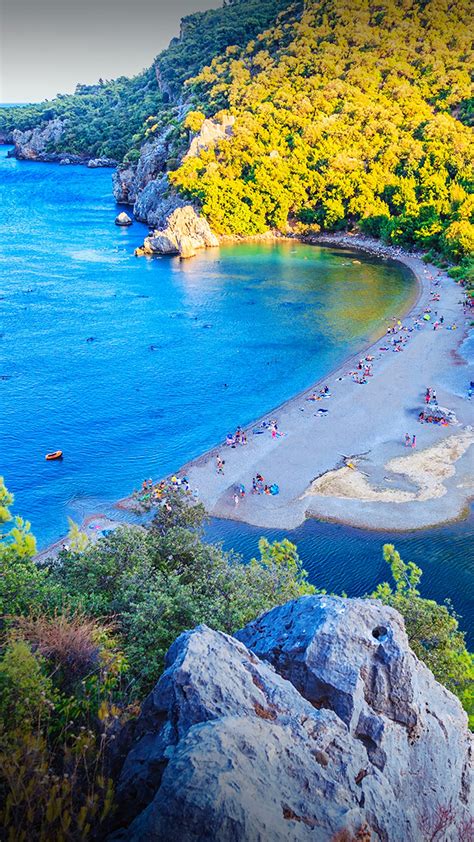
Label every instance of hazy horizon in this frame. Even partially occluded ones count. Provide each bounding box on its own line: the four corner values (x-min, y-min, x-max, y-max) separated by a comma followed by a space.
0, 0, 222, 103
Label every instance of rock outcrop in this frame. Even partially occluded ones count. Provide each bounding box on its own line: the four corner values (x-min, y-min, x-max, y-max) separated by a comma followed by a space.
10, 119, 117, 166
137, 204, 219, 259
114, 115, 234, 257
115, 212, 133, 227
108, 597, 472, 842
112, 130, 173, 208
87, 157, 117, 168
184, 114, 235, 160
11, 118, 68, 162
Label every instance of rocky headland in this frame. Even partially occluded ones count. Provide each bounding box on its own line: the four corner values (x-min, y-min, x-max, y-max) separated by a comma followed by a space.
114, 115, 234, 258
9, 118, 116, 166
108, 595, 472, 841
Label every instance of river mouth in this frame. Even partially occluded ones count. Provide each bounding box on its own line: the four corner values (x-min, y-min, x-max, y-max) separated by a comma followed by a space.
0, 149, 415, 547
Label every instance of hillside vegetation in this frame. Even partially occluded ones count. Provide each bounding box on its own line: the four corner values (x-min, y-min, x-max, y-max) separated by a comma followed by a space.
173, 0, 474, 260
0, 0, 290, 162
0, 478, 472, 838
1, 0, 473, 262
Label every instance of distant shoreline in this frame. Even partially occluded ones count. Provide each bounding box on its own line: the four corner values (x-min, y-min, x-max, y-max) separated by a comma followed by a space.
35, 234, 473, 561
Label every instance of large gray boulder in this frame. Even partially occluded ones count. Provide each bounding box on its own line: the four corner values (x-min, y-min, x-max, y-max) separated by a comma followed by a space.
108, 598, 472, 841
137, 203, 219, 259
237, 597, 473, 836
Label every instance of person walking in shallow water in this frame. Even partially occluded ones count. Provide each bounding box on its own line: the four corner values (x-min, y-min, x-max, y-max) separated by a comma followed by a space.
412, 435, 416, 449
405, 433, 411, 447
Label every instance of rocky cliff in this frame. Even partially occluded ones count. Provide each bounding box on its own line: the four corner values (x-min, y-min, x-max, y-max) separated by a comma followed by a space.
10, 118, 116, 166
108, 596, 472, 841
114, 116, 234, 257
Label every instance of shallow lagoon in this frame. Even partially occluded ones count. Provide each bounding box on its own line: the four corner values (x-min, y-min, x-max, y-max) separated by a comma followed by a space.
1, 147, 414, 546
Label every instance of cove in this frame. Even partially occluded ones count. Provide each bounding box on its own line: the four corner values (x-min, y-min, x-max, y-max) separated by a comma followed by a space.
0, 147, 416, 549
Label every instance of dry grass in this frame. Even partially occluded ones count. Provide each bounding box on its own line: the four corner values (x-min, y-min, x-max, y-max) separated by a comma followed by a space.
9, 611, 114, 680
332, 826, 371, 842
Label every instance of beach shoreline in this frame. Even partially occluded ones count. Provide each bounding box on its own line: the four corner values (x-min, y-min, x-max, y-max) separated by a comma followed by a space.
35, 234, 474, 558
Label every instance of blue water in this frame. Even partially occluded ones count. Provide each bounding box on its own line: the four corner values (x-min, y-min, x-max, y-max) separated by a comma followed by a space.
0, 147, 414, 545
205, 510, 474, 647
0, 147, 472, 644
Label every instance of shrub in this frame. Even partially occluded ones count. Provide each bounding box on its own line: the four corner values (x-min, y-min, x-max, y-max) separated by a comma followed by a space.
0, 640, 54, 732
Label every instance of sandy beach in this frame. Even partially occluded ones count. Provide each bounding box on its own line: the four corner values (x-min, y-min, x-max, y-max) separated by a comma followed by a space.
153, 234, 473, 532
36, 234, 474, 559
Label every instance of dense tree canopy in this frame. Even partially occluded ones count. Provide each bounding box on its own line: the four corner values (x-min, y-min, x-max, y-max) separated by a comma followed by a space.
172, 0, 473, 259
1, 0, 472, 261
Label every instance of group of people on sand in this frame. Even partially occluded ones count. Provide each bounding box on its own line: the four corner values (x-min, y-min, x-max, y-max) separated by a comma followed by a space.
226, 426, 248, 447
252, 473, 279, 496
139, 474, 191, 504
351, 357, 374, 384
425, 386, 438, 405
307, 385, 331, 400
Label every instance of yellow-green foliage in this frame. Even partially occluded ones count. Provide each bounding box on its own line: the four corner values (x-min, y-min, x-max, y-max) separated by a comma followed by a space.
0, 640, 55, 732
173, 0, 473, 258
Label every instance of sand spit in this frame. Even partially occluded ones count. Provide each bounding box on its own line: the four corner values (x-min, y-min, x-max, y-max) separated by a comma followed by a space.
304, 430, 474, 504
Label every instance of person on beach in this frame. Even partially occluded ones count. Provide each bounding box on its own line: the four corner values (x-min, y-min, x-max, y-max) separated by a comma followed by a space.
252, 477, 257, 493
233, 493, 239, 506
412, 435, 416, 449
216, 456, 224, 474
405, 433, 411, 447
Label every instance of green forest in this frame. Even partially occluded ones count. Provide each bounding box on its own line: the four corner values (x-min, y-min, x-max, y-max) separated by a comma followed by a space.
173, 0, 474, 263
1, 0, 473, 265
0, 0, 290, 162
0, 479, 472, 839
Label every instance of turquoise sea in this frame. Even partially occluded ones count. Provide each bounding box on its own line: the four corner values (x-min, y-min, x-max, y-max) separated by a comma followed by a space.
1, 146, 472, 642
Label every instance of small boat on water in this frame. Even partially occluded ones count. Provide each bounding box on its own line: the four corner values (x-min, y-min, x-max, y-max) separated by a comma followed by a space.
45, 450, 63, 461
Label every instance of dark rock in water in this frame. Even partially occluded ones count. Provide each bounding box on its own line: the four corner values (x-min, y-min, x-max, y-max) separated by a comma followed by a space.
115, 212, 133, 227
86, 336, 95, 343
107, 597, 472, 842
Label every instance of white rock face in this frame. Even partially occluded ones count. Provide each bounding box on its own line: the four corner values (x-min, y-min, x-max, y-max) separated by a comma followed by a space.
114, 117, 230, 256
107, 597, 473, 842
140, 205, 219, 258
13, 118, 66, 161
185, 114, 235, 160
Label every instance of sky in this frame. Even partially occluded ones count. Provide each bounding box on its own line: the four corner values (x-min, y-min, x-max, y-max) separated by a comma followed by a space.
0, 0, 222, 103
